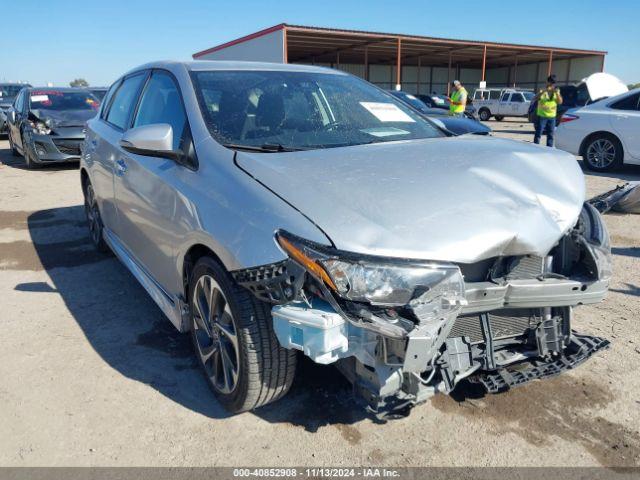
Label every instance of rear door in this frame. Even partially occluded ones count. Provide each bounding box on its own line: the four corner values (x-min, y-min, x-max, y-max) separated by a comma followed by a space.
609, 92, 640, 160
113, 69, 196, 292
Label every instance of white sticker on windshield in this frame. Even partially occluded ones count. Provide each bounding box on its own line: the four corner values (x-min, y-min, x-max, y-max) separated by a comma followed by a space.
360, 102, 415, 123
361, 127, 410, 138
31, 95, 49, 103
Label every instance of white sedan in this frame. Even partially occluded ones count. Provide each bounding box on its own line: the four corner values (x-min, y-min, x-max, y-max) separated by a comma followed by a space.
556, 89, 640, 171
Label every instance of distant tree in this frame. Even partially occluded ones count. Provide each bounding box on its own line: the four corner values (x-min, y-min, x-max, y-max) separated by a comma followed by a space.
628, 83, 640, 90
69, 78, 89, 87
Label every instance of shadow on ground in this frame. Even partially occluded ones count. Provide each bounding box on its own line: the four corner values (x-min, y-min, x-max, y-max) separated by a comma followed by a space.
19, 205, 369, 429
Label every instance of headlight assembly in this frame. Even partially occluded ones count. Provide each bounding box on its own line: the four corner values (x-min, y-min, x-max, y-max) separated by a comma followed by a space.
27, 120, 51, 135
276, 231, 466, 321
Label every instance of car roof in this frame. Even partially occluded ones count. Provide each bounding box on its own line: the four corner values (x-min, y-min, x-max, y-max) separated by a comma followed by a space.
124, 60, 346, 78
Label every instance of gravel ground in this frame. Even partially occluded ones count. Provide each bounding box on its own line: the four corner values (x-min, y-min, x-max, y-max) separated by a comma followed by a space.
1, 119, 639, 467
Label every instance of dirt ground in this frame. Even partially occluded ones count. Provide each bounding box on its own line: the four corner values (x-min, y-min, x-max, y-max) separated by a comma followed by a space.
1, 119, 639, 467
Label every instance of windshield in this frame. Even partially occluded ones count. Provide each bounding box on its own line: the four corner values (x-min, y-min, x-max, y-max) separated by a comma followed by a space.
192, 70, 443, 151
29, 90, 100, 112
523, 91, 535, 101
0, 85, 24, 99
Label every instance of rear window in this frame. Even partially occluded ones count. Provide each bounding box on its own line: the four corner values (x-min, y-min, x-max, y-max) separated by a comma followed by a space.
105, 73, 146, 130
29, 90, 100, 111
610, 92, 640, 111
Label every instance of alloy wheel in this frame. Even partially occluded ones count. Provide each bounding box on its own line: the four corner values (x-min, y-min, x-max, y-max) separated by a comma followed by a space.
192, 275, 240, 394
586, 138, 616, 169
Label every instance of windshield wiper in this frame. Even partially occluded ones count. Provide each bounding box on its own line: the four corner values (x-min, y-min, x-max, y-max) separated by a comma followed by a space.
222, 143, 306, 153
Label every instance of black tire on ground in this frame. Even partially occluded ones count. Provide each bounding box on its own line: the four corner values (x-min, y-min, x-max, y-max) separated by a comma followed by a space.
24, 146, 37, 169
8, 133, 20, 157
581, 133, 624, 172
188, 256, 297, 413
494, 115, 504, 121
83, 181, 110, 252
478, 108, 491, 121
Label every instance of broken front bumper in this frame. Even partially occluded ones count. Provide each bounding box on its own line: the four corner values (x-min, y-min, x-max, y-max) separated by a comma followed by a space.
270, 275, 610, 415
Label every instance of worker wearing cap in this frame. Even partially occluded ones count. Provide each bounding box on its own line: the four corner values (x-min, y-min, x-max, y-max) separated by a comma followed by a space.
448, 80, 467, 116
534, 75, 563, 147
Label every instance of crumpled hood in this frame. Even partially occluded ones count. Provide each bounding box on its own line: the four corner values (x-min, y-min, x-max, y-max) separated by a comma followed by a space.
236, 136, 585, 263
31, 108, 96, 128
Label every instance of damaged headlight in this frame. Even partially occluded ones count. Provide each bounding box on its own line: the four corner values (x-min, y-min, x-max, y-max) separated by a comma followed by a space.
581, 203, 612, 281
28, 120, 51, 135
276, 231, 466, 318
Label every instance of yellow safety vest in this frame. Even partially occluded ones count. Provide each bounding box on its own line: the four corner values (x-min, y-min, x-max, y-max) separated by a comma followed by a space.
449, 87, 467, 114
536, 90, 559, 118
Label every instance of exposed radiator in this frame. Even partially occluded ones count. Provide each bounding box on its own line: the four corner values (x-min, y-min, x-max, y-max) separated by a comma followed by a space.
448, 309, 540, 344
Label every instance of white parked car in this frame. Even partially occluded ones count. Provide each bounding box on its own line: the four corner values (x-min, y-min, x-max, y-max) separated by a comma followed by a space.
472, 88, 534, 121
556, 89, 640, 172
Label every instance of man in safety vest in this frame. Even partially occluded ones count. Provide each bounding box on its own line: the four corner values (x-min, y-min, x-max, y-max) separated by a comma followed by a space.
448, 80, 467, 116
533, 75, 563, 147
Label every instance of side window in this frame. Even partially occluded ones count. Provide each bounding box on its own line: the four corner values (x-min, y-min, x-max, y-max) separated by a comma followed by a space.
490, 90, 501, 100
511, 93, 524, 103
610, 92, 640, 111
133, 71, 187, 151
501, 93, 511, 102
106, 73, 146, 130
14, 91, 24, 112
100, 81, 121, 120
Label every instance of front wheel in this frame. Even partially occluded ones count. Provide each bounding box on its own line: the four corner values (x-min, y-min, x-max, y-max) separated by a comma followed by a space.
8, 133, 19, 157
189, 257, 296, 413
582, 134, 623, 172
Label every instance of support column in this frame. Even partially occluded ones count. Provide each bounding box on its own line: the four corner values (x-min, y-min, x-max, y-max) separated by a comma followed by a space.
395, 38, 402, 90
283, 27, 288, 64
364, 46, 369, 81
429, 64, 433, 94
566, 58, 572, 85
447, 51, 452, 96
513, 54, 518, 87
417, 56, 421, 94
547, 50, 554, 76
481, 44, 487, 84
534, 62, 540, 92
600, 55, 605, 72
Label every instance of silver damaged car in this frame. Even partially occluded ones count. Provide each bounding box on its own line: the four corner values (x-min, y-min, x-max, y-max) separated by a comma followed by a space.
81, 61, 611, 415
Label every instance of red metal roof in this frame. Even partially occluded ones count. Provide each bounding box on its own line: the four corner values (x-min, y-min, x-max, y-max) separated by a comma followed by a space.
193, 23, 606, 59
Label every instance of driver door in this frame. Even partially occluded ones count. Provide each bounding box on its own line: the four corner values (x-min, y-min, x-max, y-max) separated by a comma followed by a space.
113, 70, 195, 293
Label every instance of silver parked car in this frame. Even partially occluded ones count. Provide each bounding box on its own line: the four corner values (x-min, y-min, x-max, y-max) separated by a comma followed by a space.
81, 61, 611, 415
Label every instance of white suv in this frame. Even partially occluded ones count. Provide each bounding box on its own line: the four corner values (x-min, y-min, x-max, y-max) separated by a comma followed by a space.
473, 88, 534, 121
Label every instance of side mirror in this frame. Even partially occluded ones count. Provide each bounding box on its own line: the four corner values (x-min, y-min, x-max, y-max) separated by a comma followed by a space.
119, 123, 179, 160
7, 107, 16, 124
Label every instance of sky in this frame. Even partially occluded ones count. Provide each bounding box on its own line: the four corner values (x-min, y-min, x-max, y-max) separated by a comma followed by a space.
2, 0, 639, 87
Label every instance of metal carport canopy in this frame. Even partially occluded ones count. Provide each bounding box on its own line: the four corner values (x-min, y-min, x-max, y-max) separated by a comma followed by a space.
193, 23, 606, 88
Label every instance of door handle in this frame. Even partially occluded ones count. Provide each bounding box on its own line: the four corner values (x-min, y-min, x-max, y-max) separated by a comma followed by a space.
115, 158, 128, 176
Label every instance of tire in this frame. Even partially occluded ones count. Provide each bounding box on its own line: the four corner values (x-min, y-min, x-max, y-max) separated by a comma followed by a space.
494, 115, 504, 121
188, 256, 296, 413
8, 133, 19, 157
582, 133, 623, 172
24, 146, 37, 169
478, 108, 491, 121
83, 181, 109, 252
